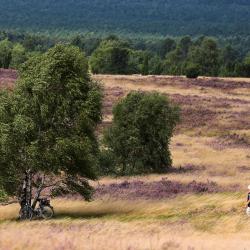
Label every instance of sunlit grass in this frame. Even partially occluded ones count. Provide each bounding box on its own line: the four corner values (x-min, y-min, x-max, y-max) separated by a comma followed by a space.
0, 193, 249, 249
0, 193, 247, 230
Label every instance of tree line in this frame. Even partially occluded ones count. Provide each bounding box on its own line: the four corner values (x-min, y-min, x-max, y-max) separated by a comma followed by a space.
0, 31, 250, 77
89, 36, 250, 77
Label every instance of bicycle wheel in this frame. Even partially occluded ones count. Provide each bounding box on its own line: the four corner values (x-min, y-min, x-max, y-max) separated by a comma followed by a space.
41, 206, 54, 219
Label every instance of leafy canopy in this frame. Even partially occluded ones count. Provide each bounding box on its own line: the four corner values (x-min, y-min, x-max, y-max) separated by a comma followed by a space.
0, 44, 102, 198
0, 39, 12, 68
187, 38, 220, 76
103, 91, 180, 175
90, 40, 131, 74
10, 43, 27, 69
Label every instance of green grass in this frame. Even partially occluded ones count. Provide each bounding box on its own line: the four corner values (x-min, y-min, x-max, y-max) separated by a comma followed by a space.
0, 192, 247, 233
51, 192, 246, 232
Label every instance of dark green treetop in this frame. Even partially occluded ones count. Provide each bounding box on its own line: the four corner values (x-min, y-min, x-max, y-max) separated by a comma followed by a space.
188, 38, 220, 76
90, 40, 131, 74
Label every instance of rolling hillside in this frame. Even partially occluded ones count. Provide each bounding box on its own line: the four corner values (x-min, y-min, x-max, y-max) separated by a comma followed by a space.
0, 0, 250, 36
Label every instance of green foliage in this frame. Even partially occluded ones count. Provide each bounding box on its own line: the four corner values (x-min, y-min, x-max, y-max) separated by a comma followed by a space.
159, 38, 176, 58
0, 30, 249, 77
188, 38, 220, 76
0, 1, 250, 37
219, 45, 239, 77
103, 91, 180, 175
163, 47, 186, 75
99, 149, 116, 175
90, 40, 131, 74
162, 37, 192, 75
0, 38, 29, 69
22, 35, 51, 52
0, 39, 12, 68
186, 64, 200, 79
71, 35, 85, 51
127, 50, 145, 74
10, 43, 27, 69
141, 55, 149, 75
148, 56, 163, 75
235, 53, 250, 77
0, 44, 103, 199
243, 53, 250, 77
179, 36, 193, 57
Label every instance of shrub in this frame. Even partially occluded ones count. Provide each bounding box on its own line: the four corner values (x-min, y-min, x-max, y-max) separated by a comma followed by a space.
103, 91, 180, 175
186, 64, 200, 78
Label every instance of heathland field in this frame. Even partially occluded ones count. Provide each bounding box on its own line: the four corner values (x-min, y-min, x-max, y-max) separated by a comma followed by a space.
0, 70, 250, 249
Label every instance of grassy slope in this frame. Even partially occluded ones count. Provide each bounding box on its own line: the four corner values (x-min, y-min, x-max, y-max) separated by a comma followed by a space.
0, 72, 250, 249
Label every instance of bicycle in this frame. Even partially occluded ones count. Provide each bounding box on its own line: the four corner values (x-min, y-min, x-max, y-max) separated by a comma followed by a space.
19, 198, 54, 220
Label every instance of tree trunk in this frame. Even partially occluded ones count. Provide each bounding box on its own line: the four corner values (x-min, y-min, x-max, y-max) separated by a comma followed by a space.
18, 170, 32, 219
26, 169, 32, 207
31, 175, 44, 209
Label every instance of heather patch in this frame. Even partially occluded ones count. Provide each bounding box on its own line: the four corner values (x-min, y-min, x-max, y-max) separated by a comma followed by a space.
94, 179, 235, 200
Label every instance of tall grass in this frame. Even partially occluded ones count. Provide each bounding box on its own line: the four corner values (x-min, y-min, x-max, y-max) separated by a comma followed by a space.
0, 194, 249, 250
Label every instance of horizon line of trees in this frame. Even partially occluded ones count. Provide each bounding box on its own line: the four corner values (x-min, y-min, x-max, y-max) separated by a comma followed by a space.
0, 31, 250, 77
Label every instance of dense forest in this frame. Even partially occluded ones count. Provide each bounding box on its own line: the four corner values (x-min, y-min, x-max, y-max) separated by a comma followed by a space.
1, 0, 250, 77
0, 0, 250, 37
0, 31, 250, 77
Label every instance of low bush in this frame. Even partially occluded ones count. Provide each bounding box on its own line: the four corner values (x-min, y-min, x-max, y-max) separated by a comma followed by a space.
186, 64, 200, 78
103, 91, 180, 175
